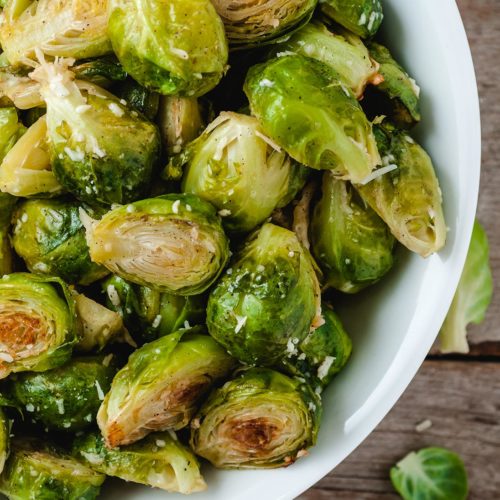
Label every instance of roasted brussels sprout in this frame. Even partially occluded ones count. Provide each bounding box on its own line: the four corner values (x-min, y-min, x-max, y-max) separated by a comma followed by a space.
180, 112, 309, 233
12, 199, 108, 285
102, 275, 205, 344
0, 408, 9, 474
212, 0, 317, 49
0, 0, 111, 65
271, 21, 381, 98
107, 0, 228, 97
355, 122, 446, 257
366, 42, 421, 127
0, 107, 25, 161
73, 56, 128, 88
97, 326, 237, 448
311, 173, 395, 293
0, 115, 63, 198
0, 438, 105, 500
320, 0, 383, 39
0, 193, 17, 275
73, 431, 206, 493
29, 58, 160, 206
190, 367, 321, 468
207, 223, 322, 367
0, 273, 78, 379
244, 55, 381, 183
10, 355, 117, 432
83, 194, 229, 295
114, 79, 160, 121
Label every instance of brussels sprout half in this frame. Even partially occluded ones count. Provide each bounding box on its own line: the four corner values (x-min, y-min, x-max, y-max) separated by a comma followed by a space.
12, 199, 108, 285
97, 327, 237, 448
107, 0, 228, 97
73, 431, 206, 494
207, 223, 322, 367
244, 55, 381, 183
0, 273, 78, 379
311, 173, 395, 293
84, 194, 230, 295
190, 367, 321, 468
180, 112, 309, 233
0, 193, 17, 276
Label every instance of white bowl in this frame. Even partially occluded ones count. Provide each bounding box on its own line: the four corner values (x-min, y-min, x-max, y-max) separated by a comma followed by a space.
104, 1, 481, 498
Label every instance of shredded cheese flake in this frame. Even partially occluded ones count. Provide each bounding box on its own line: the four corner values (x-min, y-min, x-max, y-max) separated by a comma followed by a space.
317, 356, 335, 380
358, 164, 398, 185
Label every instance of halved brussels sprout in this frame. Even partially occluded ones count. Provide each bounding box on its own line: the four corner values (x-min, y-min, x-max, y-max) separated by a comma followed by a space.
0, 107, 25, 161
97, 326, 237, 448
0, 408, 9, 474
271, 21, 381, 98
102, 275, 206, 345
0, 0, 111, 65
114, 79, 160, 121
10, 355, 117, 432
320, 0, 383, 39
212, 0, 317, 49
355, 122, 446, 257
311, 173, 395, 293
0, 273, 78, 379
29, 58, 160, 206
107, 0, 228, 97
0, 193, 17, 276
83, 194, 230, 295
207, 222, 322, 367
190, 367, 321, 468
12, 199, 108, 285
0, 438, 105, 500
0, 115, 63, 198
73, 431, 206, 493
244, 55, 381, 183
180, 112, 309, 233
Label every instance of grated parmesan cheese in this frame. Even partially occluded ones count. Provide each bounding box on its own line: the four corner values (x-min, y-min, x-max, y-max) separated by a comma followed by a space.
95, 380, 105, 400
317, 356, 335, 380
358, 164, 398, 185
234, 315, 247, 333
172, 199, 180, 214
107, 285, 121, 308
152, 315, 162, 329
108, 102, 125, 117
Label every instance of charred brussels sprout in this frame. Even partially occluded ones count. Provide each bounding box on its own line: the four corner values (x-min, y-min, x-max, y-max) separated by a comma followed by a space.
0, 273, 78, 379
180, 112, 309, 233
73, 431, 206, 493
320, 0, 383, 39
271, 21, 381, 98
102, 275, 205, 344
356, 123, 446, 257
107, 0, 228, 97
29, 59, 160, 206
0, 193, 17, 276
190, 367, 321, 468
0, 438, 105, 500
83, 194, 229, 295
311, 173, 395, 293
12, 199, 108, 285
0, 107, 25, 161
212, 0, 317, 49
244, 55, 380, 183
10, 356, 117, 432
97, 326, 237, 448
207, 223, 322, 367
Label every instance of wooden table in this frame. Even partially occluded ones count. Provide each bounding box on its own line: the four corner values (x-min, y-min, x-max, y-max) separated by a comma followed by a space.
302, 1, 500, 498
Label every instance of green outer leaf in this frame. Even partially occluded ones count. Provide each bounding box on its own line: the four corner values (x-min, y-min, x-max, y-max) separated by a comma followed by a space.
0, 408, 9, 474
390, 447, 468, 500
439, 221, 493, 353
114, 79, 160, 121
0, 193, 17, 275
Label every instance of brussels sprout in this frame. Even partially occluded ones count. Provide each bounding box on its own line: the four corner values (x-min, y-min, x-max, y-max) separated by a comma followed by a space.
73, 56, 128, 88
113, 79, 160, 121
0, 115, 63, 198
0, 108, 25, 161
107, 0, 228, 97
0, 193, 17, 276
212, 0, 317, 49
29, 58, 160, 206
390, 447, 468, 500
12, 199, 108, 285
97, 326, 237, 448
320, 0, 383, 39
0, 408, 9, 474
102, 275, 206, 344
179, 112, 309, 233
271, 21, 381, 98
0, 273, 78, 379
0, 438, 105, 500
190, 367, 321, 468
311, 173, 394, 293
207, 223, 322, 367
366, 42, 421, 127
244, 55, 381, 183
10, 355, 117, 432
73, 431, 206, 493
355, 122, 446, 257
83, 194, 229, 295
0, 0, 111, 65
